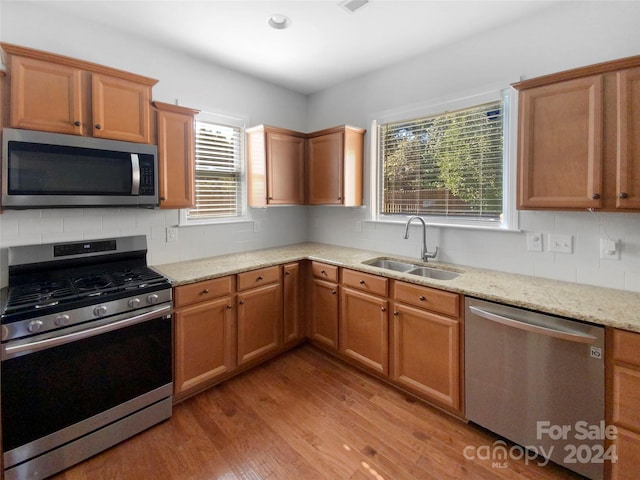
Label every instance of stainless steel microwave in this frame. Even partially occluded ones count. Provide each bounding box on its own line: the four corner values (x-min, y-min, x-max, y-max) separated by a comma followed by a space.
1, 128, 158, 209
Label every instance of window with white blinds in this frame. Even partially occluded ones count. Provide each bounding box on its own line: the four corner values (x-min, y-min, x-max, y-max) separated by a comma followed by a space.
379, 99, 504, 223
187, 120, 244, 220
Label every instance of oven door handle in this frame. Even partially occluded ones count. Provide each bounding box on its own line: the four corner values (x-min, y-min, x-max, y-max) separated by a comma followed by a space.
2, 305, 171, 359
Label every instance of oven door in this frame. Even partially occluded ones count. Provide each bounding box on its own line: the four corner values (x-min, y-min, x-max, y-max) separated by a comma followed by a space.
1, 306, 172, 468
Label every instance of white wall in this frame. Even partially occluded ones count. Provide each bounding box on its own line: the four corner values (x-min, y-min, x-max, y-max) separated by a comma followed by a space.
306, 1, 640, 292
0, 1, 309, 285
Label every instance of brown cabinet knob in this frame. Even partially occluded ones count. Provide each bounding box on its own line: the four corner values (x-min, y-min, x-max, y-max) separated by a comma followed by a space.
381, 307, 386, 312
74, 121, 81, 126
95, 124, 102, 130
321, 270, 326, 275
620, 192, 629, 199
202, 288, 209, 294
419, 295, 426, 301
239, 299, 245, 305
285, 271, 290, 276
393, 311, 399, 316
226, 304, 232, 309
160, 196, 166, 201
331, 290, 337, 295
592, 193, 601, 200
337, 196, 342, 201
359, 280, 366, 285
257, 275, 264, 281
268, 197, 273, 200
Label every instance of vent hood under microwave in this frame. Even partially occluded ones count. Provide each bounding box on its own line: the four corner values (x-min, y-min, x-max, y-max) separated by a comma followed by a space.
2, 128, 159, 209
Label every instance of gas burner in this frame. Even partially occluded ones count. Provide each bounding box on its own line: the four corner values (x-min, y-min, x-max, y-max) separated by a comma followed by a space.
73, 275, 114, 292
6, 281, 74, 311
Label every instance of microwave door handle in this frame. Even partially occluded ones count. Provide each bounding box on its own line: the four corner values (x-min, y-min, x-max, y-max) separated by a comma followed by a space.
131, 153, 140, 195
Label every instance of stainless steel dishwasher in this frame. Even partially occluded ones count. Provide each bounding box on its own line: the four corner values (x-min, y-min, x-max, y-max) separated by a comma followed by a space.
465, 297, 605, 480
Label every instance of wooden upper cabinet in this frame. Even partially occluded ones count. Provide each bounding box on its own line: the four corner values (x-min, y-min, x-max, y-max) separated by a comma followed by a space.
92, 73, 152, 143
1, 43, 157, 143
154, 101, 199, 209
513, 55, 640, 211
616, 66, 640, 209
307, 125, 365, 206
246, 125, 305, 207
8, 55, 84, 135
517, 76, 603, 209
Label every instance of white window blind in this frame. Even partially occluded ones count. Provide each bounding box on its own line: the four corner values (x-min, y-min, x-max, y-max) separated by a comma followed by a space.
379, 100, 504, 221
187, 120, 244, 219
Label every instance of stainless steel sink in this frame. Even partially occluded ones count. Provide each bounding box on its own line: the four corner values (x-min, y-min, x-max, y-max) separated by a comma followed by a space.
362, 258, 415, 272
405, 266, 460, 280
362, 258, 461, 280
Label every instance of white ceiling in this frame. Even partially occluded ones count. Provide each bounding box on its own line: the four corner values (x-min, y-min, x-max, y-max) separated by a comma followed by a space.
39, 0, 558, 94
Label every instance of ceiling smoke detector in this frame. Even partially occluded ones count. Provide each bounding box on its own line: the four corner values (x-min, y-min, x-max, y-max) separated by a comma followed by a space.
339, 0, 370, 14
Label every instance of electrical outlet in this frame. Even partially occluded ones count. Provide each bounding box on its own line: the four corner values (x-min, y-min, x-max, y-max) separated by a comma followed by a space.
600, 237, 620, 260
549, 234, 573, 253
253, 220, 261, 233
355, 220, 362, 232
166, 226, 178, 242
526, 232, 543, 252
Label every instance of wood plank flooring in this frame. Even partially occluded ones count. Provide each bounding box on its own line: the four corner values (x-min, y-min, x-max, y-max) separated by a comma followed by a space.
53, 345, 582, 480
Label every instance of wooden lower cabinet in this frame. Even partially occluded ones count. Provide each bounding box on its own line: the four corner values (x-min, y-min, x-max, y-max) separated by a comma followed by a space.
340, 287, 388, 374
174, 294, 235, 395
607, 328, 640, 479
237, 279, 283, 366
390, 282, 462, 413
310, 278, 339, 349
283, 262, 303, 345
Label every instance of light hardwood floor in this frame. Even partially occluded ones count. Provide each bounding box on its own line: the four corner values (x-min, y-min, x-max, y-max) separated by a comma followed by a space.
53, 345, 582, 479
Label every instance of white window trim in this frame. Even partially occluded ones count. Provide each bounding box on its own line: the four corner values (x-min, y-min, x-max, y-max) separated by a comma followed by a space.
179, 110, 251, 226
370, 85, 520, 232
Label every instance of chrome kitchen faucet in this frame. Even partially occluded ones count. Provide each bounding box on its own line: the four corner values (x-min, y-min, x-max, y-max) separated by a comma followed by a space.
403, 216, 438, 262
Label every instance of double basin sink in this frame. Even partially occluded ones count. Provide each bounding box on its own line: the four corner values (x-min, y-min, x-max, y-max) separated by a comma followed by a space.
362, 257, 461, 281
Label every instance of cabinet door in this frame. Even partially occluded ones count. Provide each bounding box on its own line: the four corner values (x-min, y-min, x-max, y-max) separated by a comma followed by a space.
308, 131, 343, 204
174, 296, 235, 394
266, 131, 305, 204
9, 55, 83, 135
518, 75, 604, 209
390, 302, 460, 411
611, 427, 640, 480
340, 287, 388, 374
283, 262, 302, 344
155, 102, 197, 208
616, 66, 640, 209
237, 282, 283, 365
310, 278, 339, 349
92, 73, 151, 143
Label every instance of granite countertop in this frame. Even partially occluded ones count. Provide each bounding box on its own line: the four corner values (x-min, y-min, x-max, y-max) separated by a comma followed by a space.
153, 242, 640, 333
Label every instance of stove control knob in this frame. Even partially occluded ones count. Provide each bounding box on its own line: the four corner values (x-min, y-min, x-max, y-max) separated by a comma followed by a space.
28, 320, 44, 333
128, 298, 141, 309
55, 314, 70, 326
94, 305, 108, 318
146, 294, 159, 305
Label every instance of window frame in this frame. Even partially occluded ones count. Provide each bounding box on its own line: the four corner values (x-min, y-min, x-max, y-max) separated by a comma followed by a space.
179, 111, 250, 226
372, 87, 519, 231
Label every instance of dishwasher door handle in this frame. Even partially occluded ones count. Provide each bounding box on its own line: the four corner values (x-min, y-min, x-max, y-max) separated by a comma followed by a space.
468, 305, 598, 344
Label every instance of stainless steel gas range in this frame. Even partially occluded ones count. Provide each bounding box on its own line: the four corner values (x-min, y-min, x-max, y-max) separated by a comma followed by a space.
0, 235, 173, 480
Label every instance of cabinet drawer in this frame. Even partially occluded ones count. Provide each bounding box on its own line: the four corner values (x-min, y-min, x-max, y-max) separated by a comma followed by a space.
342, 269, 388, 297
393, 281, 460, 318
311, 261, 339, 282
237, 266, 281, 291
613, 329, 640, 366
613, 365, 640, 431
174, 276, 233, 308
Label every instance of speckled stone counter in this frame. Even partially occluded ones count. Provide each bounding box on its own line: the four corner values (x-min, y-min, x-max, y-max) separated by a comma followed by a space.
153, 242, 640, 333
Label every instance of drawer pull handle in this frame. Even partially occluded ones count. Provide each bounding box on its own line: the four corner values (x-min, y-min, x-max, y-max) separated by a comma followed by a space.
359, 280, 366, 285
321, 270, 327, 275
257, 276, 264, 281
202, 288, 209, 294
419, 295, 426, 301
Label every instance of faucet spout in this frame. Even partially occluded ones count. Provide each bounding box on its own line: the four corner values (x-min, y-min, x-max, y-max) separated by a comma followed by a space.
403, 216, 438, 262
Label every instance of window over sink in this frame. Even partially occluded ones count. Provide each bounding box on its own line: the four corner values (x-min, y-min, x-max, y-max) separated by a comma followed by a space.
373, 88, 518, 230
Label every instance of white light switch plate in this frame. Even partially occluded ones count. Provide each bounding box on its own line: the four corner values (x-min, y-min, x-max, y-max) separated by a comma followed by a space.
549, 234, 573, 253
600, 237, 620, 260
